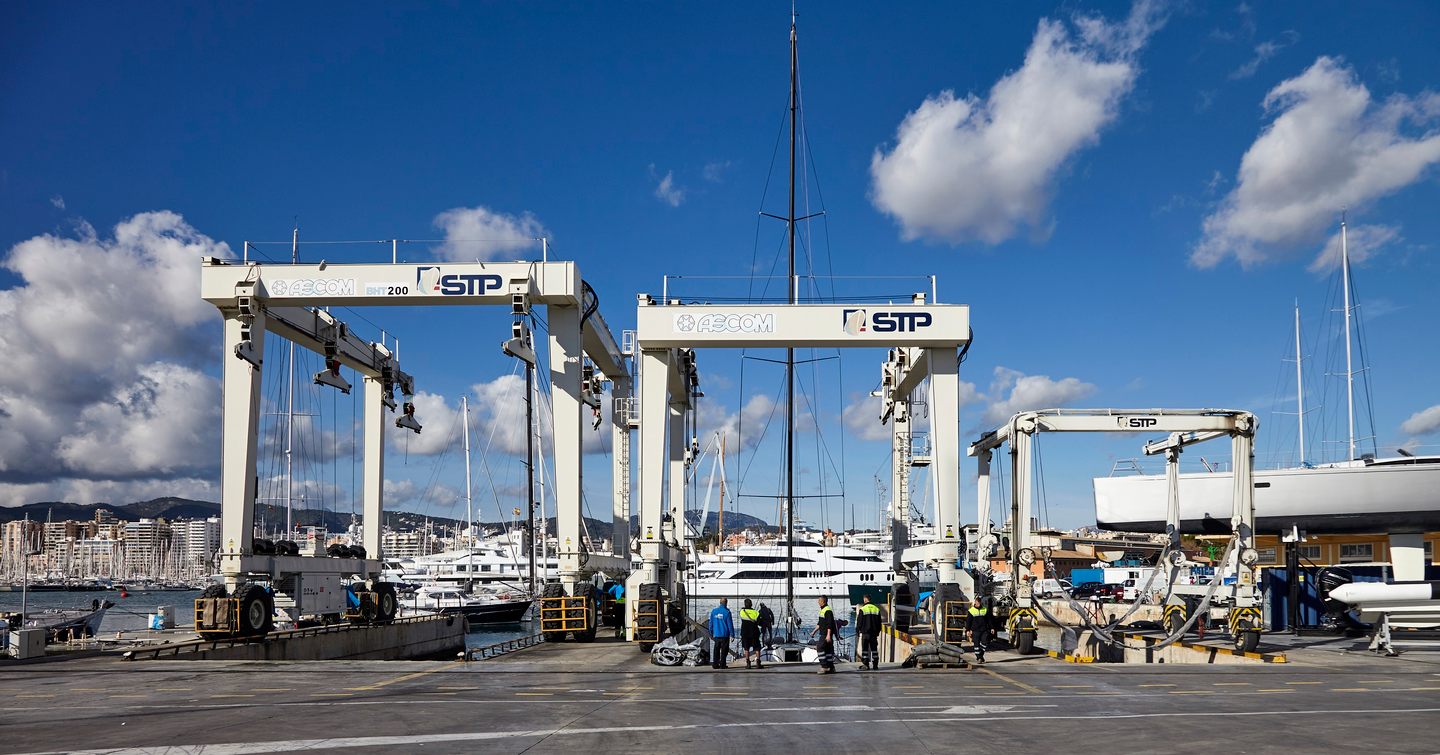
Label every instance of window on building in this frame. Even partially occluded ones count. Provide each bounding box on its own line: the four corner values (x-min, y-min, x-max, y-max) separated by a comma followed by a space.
1255, 547, 1278, 564
1339, 543, 1374, 562
1426, 541, 1433, 564
1298, 545, 1322, 561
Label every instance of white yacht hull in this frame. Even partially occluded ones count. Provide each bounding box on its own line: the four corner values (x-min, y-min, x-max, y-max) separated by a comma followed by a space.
1094, 457, 1440, 534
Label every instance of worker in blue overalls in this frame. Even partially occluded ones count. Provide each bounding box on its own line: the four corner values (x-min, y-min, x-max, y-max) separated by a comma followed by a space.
709, 598, 734, 669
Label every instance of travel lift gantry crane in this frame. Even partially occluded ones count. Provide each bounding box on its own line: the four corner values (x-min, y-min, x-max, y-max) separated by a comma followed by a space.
626, 295, 971, 651
197, 255, 632, 640
875, 343, 978, 639
967, 408, 1264, 655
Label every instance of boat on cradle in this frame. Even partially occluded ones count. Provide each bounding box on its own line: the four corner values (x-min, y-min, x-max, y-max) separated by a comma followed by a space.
1095, 221, 1440, 535
1096, 455, 1440, 534
399, 584, 532, 624
3, 599, 113, 642
691, 540, 893, 599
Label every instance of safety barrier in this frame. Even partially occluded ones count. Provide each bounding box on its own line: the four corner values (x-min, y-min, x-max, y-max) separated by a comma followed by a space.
122, 614, 447, 661
539, 596, 591, 633
464, 632, 545, 661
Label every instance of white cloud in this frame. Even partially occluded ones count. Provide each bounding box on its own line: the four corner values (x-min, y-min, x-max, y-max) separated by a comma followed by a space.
1193, 57, 1440, 268
1308, 223, 1400, 273
57, 363, 222, 479
650, 165, 685, 207
382, 477, 462, 510
698, 394, 779, 452
49, 195, 65, 210
1229, 31, 1299, 80
842, 395, 892, 442
392, 375, 610, 460
980, 367, 1096, 427
842, 380, 980, 443
431, 205, 548, 262
703, 160, 732, 183
1401, 405, 1440, 436
0, 211, 233, 505
869, 1, 1164, 244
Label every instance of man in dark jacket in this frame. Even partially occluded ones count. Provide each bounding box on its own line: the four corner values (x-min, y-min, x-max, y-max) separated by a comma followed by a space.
738, 598, 764, 669
757, 603, 775, 647
965, 595, 991, 663
855, 594, 883, 670
810, 597, 837, 674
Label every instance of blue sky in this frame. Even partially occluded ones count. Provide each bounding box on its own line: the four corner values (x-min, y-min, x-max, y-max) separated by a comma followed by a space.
2, 1, 1438, 532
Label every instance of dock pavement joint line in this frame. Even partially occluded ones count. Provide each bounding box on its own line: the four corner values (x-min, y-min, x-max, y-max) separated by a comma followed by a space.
18, 707, 1440, 755
350, 660, 464, 692
978, 668, 1044, 695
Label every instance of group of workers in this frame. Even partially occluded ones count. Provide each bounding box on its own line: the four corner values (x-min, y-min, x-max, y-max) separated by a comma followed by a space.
611, 579, 995, 667
707, 592, 991, 671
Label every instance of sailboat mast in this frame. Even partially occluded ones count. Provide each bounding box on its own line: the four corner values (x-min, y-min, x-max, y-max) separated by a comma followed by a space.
784, 13, 798, 640
1294, 302, 1306, 465
285, 224, 298, 534
463, 395, 473, 547
1341, 220, 1356, 461
525, 359, 537, 595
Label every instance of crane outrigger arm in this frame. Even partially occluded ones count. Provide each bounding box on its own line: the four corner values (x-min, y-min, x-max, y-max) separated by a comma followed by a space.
265, 306, 411, 385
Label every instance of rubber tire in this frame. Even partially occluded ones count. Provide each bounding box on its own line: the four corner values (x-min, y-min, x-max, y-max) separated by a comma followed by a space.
1235, 629, 1260, 653
541, 583, 569, 643
200, 584, 228, 600
572, 583, 598, 642
235, 583, 273, 637
1163, 607, 1187, 637
634, 583, 662, 644
931, 583, 964, 642
639, 642, 654, 653
1016, 631, 1036, 656
374, 583, 398, 623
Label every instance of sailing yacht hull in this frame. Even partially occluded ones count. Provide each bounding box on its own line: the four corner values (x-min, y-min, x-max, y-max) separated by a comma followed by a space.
1094, 457, 1440, 534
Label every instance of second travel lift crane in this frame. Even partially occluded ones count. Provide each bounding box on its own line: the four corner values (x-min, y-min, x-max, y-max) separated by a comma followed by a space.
967, 408, 1264, 655
199, 255, 632, 641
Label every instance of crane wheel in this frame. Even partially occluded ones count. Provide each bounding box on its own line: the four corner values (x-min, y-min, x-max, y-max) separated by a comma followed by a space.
200, 584, 228, 600
235, 583, 274, 636
541, 583, 569, 642
1235, 629, 1260, 653
374, 583, 398, 623
572, 583, 598, 642
1016, 631, 1037, 656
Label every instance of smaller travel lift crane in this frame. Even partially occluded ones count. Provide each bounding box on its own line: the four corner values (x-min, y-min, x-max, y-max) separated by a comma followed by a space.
968, 409, 1263, 655
197, 285, 421, 638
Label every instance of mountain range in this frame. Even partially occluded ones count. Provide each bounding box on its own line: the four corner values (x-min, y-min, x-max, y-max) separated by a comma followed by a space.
0, 497, 772, 536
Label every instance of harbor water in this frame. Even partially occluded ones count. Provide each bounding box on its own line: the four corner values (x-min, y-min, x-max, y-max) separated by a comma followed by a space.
0, 589, 536, 647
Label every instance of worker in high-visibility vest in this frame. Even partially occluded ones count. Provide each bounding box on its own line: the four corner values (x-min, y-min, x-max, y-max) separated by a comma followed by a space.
738, 598, 764, 669
855, 594, 883, 670
810, 597, 837, 674
966, 596, 991, 663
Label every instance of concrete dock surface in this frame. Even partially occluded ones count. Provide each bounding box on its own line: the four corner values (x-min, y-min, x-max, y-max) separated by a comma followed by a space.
4, 635, 1440, 754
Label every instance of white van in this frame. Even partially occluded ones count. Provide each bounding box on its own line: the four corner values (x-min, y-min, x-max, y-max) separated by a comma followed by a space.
1034, 578, 1072, 598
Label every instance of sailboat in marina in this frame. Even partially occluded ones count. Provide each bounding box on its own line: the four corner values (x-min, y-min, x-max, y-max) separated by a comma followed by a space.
1095, 220, 1440, 534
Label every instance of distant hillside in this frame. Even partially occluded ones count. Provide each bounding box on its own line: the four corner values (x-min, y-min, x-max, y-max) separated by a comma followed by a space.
625, 510, 773, 534
0, 497, 630, 540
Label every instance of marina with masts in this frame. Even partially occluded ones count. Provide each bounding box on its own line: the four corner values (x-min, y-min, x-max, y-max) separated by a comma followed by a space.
4, 5, 1440, 754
